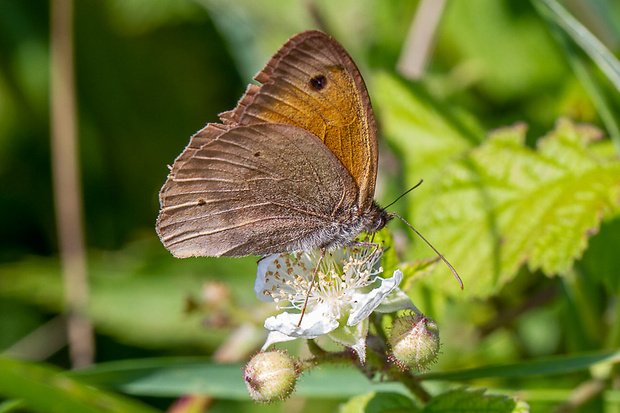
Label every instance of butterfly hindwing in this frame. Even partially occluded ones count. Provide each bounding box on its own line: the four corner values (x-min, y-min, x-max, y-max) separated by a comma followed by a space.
157, 123, 358, 257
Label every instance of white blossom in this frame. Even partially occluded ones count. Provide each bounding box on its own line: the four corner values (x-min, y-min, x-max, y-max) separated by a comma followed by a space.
255, 247, 417, 363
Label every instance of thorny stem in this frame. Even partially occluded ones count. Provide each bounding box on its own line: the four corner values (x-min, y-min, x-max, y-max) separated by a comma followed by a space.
296, 335, 432, 403
306, 339, 328, 357
296, 347, 357, 373
371, 313, 390, 343
364, 342, 433, 403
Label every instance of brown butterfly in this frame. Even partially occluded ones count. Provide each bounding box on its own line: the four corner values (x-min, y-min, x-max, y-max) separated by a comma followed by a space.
156, 30, 391, 258
156, 30, 462, 290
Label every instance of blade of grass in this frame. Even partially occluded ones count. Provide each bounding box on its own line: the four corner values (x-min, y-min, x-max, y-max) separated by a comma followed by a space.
532, 0, 620, 153
535, 0, 620, 90
72, 357, 410, 399
0, 400, 25, 413
72, 350, 620, 399
419, 349, 620, 381
0, 357, 160, 413
50, 0, 93, 368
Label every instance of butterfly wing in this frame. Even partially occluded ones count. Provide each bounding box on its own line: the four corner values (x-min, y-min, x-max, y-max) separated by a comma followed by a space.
220, 30, 378, 212
157, 123, 359, 257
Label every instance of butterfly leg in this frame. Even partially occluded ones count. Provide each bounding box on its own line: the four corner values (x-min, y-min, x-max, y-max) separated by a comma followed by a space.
348, 240, 383, 267
297, 247, 326, 328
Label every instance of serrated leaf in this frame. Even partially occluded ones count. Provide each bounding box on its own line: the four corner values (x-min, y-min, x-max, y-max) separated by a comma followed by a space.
418, 119, 620, 297
339, 392, 419, 413
424, 388, 529, 413
0, 357, 160, 413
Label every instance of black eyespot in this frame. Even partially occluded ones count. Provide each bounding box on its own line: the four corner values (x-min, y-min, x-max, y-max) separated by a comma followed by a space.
197, 199, 206, 206
254, 151, 261, 157
309, 75, 327, 91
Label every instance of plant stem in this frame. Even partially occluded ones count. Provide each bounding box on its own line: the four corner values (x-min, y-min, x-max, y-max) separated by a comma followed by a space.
387, 366, 432, 403
50, 0, 94, 368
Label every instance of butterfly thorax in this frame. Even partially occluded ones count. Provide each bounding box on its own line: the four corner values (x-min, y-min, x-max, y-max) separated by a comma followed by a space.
313, 201, 390, 250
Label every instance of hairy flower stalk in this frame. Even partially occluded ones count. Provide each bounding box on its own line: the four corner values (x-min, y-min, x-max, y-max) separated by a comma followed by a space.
255, 247, 417, 363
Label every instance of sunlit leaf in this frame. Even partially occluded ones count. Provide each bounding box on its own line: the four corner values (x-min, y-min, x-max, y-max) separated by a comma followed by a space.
419, 119, 620, 297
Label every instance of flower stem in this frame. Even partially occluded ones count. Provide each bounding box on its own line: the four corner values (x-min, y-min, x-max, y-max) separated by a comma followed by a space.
297, 346, 358, 373
307, 339, 328, 357
386, 365, 432, 402
364, 337, 433, 403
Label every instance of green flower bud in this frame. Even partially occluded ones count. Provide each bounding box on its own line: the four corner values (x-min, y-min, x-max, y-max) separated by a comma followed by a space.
388, 314, 440, 370
243, 350, 297, 403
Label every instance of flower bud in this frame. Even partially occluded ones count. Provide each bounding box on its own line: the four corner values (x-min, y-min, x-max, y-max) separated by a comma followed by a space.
388, 314, 440, 370
243, 350, 297, 402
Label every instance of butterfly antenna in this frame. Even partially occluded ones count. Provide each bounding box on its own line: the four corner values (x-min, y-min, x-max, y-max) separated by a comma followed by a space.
384, 179, 424, 209
388, 212, 463, 290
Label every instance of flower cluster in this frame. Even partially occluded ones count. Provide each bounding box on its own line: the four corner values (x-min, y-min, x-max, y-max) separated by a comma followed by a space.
254, 247, 417, 363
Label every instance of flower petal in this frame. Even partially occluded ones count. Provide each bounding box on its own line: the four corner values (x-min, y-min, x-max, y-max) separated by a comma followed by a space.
376, 287, 420, 314
347, 270, 404, 326
264, 306, 339, 339
261, 330, 297, 350
255, 254, 278, 302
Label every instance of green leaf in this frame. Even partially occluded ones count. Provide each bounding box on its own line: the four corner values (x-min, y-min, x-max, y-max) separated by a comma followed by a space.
339, 392, 419, 413
0, 357, 160, 413
419, 119, 620, 297
423, 388, 528, 413
73, 358, 411, 399
420, 349, 620, 381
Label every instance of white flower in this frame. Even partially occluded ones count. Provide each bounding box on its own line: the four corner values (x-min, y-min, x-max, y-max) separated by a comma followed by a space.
255, 247, 418, 363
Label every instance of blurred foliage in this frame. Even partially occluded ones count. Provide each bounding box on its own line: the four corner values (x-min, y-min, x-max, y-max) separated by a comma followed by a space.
1, 0, 620, 412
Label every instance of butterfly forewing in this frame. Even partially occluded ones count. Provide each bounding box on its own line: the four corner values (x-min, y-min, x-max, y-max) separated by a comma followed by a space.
157, 123, 358, 257
223, 31, 378, 211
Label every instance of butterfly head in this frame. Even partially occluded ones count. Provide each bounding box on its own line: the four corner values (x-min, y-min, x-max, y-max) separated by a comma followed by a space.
364, 202, 392, 233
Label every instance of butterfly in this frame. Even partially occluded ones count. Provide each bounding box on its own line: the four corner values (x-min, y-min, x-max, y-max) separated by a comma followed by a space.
156, 30, 391, 258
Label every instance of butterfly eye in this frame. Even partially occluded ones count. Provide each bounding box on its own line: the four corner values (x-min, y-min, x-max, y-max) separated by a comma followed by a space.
309, 75, 327, 91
